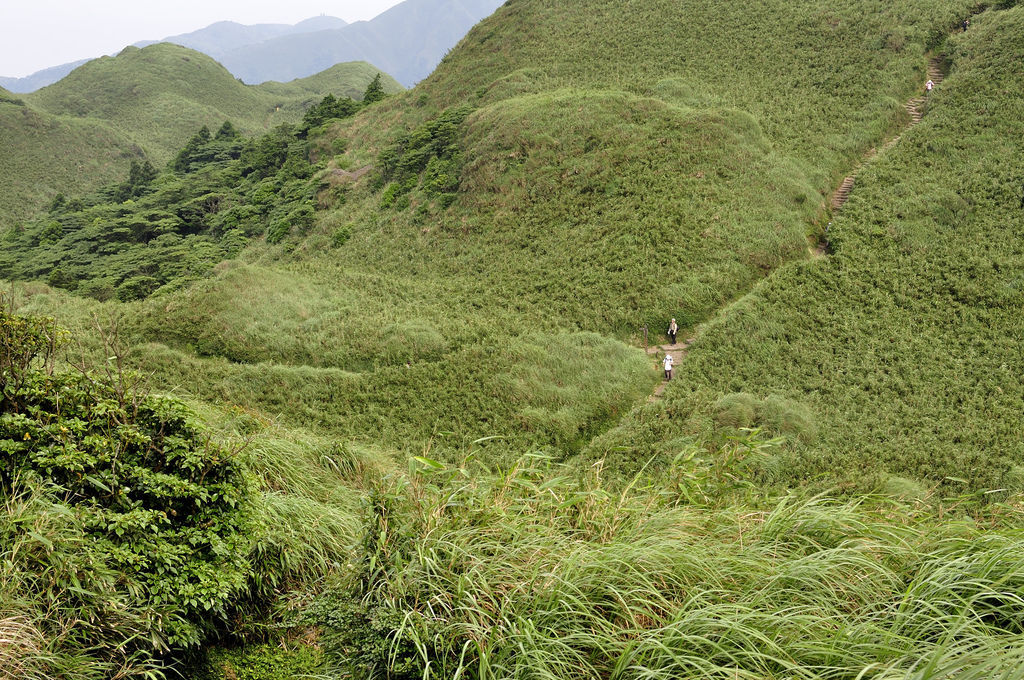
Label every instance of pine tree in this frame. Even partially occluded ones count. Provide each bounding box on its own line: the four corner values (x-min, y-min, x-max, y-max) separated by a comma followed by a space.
362, 73, 386, 104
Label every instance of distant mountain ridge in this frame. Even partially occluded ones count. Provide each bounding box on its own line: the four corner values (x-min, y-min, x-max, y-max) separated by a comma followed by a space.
132, 16, 349, 56
219, 0, 506, 86
0, 59, 92, 94
1, 0, 504, 92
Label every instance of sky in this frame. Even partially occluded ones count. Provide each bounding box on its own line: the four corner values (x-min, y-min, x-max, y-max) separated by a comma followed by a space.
1, 1, 406, 78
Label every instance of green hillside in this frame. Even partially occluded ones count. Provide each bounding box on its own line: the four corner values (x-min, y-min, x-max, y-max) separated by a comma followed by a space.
77, 0, 992, 463
587, 5, 1024, 494
24, 44, 394, 160
255, 61, 403, 100
0, 44, 401, 229
0, 98, 140, 229
4, 0, 1024, 677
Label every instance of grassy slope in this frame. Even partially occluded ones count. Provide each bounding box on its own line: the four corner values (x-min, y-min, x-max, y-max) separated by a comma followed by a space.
0, 45, 401, 229
0, 99, 139, 229
586, 4, 1024, 494
94, 0, 984, 465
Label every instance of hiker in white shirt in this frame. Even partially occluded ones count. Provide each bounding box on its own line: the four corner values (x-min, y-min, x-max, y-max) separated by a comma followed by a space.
925, 79, 934, 93
663, 353, 674, 380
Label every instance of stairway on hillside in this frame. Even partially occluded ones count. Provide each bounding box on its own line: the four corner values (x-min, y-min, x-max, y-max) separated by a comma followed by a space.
828, 56, 945, 213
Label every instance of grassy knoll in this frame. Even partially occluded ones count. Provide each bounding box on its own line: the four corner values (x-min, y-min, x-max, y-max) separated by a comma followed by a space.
421, 0, 973, 170
586, 3, 1024, 494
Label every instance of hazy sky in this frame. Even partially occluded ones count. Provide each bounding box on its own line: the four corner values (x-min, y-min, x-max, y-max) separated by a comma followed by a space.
1, 1, 406, 78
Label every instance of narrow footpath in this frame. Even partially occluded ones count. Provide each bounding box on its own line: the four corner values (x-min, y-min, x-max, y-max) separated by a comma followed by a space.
646, 55, 947, 401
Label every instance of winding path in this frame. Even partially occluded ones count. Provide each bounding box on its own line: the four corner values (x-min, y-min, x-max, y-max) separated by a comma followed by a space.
646, 56, 947, 400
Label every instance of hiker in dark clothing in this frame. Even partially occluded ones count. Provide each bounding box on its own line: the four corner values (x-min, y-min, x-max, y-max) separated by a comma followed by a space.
962, 18, 970, 31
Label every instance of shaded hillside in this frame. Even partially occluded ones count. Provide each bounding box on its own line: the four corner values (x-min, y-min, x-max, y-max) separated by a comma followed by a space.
219, 0, 506, 85
586, 3, 1024, 494
0, 99, 141, 230
0, 92, 380, 302
0, 45, 399, 228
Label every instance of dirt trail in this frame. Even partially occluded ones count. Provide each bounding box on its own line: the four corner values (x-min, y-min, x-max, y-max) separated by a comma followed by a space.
645, 338, 694, 401
647, 56, 947, 400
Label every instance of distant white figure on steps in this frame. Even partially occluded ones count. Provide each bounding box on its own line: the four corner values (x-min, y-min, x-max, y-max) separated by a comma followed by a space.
925, 79, 934, 93
663, 353, 674, 380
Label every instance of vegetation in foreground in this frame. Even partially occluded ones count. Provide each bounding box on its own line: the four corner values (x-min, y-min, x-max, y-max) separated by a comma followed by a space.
5, 308, 1023, 678
0, 305, 362, 678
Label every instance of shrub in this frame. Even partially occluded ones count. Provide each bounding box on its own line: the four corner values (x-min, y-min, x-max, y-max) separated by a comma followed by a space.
0, 306, 255, 655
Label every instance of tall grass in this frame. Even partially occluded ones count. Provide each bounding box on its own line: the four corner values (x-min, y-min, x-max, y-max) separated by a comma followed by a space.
0, 480, 165, 679
312, 448, 1024, 679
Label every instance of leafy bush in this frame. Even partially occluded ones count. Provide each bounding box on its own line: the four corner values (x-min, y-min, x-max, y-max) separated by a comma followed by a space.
0, 306, 255, 660
2, 118, 335, 297
375, 104, 474, 209
196, 644, 324, 680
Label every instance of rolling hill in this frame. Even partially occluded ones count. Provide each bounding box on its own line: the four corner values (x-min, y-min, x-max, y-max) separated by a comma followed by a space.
0, 44, 400, 228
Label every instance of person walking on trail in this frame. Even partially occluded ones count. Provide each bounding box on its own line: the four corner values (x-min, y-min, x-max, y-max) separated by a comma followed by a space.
663, 353, 674, 380
925, 79, 935, 94
667, 318, 679, 345
962, 18, 970, 31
